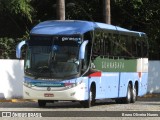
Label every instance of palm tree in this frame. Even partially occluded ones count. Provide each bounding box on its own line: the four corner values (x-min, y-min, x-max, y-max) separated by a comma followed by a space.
57, 0, 65, 20
103, 0, 111, 24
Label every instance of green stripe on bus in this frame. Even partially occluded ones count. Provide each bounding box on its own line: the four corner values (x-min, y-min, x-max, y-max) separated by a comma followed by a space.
93, 57, 137, 72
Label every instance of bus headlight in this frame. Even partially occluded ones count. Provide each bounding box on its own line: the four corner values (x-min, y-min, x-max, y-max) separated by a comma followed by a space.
64, 81, 82, 88
64, 83, 75, 88
24, 82, 35, 88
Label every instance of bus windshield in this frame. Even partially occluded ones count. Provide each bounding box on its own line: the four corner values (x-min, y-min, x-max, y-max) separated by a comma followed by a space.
25, 38, 80, 79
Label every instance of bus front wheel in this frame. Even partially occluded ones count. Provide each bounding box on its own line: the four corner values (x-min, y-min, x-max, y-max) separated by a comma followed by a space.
38, 100, 46, 107
80, 85, 96, 108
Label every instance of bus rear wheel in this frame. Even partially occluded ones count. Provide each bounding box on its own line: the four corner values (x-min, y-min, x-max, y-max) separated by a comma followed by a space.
131, 85, 137, 103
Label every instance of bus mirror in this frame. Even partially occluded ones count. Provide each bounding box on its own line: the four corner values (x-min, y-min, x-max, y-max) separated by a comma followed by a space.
16, 40, 26, 59
79, 40, 88, 60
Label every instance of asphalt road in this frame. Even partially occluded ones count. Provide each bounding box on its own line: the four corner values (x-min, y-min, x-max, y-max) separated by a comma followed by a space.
0, 96, 160, 120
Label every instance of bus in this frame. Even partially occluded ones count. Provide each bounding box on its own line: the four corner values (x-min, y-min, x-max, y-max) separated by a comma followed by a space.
16, 20, 148, 108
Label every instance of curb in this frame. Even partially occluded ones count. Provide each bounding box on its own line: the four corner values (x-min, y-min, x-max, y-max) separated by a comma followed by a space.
0, 100, 12, 102
0, 99, 37, 103
11, 99, 37, 102
141, 93, 160, 98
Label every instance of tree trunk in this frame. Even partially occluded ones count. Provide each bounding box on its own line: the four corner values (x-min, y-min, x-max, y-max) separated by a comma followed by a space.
103, 0, 111, 24
57, 0, 65, 20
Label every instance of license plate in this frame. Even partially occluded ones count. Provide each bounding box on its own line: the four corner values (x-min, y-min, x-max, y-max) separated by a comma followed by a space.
44, 93, 54, 97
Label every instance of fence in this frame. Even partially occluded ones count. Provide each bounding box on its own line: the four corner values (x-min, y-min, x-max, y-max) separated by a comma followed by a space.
0, 60, 24, 99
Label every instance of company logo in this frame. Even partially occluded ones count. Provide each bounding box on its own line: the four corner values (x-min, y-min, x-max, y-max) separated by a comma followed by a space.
2, 112, 11, 117
1, 112, 42, 117
47, 87, 51, 91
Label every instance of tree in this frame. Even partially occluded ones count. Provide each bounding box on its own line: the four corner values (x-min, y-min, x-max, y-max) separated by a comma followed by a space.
65, 0, 103, 22
0, 0, 33, 21
57, 0, 65, 20
0, 0, 33, 59
0, 0, 33, 38
111, 0, 160, 59
0, 0, 160, 59
103, 0, 111, 24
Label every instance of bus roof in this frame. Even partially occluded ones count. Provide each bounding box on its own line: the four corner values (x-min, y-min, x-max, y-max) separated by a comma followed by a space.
30, 20, 145, 36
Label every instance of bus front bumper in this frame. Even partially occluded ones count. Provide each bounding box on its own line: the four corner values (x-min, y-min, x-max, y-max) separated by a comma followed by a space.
23, 83, 87, 101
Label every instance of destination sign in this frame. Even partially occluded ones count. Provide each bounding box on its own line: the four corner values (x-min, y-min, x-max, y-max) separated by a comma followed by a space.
61, 37, 81, 41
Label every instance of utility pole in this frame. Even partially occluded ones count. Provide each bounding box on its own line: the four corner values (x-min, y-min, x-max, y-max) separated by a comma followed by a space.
103, 0, 111, 24
57, 0, 65, 20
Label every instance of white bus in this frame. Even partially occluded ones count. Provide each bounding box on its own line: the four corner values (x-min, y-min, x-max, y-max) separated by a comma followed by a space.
16, 20, 148, 108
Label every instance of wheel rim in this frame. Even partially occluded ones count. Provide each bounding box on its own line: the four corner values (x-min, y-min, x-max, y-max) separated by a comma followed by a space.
132, 86, 136, 102
127, 85, 131, 102
128, 88, 131, 100
133, 87, 136, 98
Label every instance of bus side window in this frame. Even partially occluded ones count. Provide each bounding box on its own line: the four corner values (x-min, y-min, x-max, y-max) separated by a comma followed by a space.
100, 32, 104, 57
104, 33, 111, 57
120, 35, 127, 57
132, 37, 137, 57
125, 36, 133, 58
136, 38, 142, 57
83, 31, 92, 69
111, 34, 118, 57
141, 38, 148, 57
102, 32, 106, 56
82, 45, 89, 70
92, 31, 101, 59
100, 32, 110, 57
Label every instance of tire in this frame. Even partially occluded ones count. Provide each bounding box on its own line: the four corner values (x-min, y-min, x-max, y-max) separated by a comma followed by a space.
123, 84, 132, 104
91, 85, 96, 106
80, 99, 91, 108
38, 100, 46, 107
131, 85, 137, 103
80, 85, 96, 108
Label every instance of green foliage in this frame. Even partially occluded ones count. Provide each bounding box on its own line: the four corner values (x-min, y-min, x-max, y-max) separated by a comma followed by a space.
112, 0, 160, 59
65, 0, 103, 21
0, 0, 160, 59
0, 0, 33, 38
0, 38, 26, 59
0, 0, 33, 22
30, 0, 56, 22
